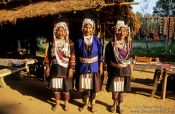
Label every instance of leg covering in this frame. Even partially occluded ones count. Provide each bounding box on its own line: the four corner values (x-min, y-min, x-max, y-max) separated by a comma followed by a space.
64, 92, 70, 100
112, 92, 119, 100
117, 93, 124, 114
64, 93, 70, 111
110, 92, 119, 113
52, 92, 61, 111
54, 92, 61, 101
90, 91, 96, 105
82, 91, 90, 104
118, 93, 124, 103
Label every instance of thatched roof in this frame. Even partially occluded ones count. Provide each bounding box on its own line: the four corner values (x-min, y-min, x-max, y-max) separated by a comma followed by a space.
0, 0, 141, 37
0, 0, 105, 24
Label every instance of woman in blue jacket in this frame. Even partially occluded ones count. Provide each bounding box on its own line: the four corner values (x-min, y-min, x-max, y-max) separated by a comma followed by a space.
75, 18, 103, 112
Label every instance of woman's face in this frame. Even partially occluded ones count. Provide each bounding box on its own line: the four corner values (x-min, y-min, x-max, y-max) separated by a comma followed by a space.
117, 27, 127, 39
83, 24, 93, 36
56, 27, 66, 39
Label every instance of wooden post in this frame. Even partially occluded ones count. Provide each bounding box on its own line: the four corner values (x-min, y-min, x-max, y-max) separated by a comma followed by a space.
43, 42, 49, 82
150, 68, 162, 97
162, 70, 168, 100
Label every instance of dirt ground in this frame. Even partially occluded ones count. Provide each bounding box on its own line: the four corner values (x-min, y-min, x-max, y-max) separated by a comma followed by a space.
0, 68, 175, 114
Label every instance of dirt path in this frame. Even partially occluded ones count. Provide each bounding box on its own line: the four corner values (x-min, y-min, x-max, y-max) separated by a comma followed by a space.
0, 69, 175, 114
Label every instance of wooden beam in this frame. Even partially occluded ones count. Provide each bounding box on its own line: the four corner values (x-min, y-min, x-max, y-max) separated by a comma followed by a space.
118, 2, 139, 5
131, 81, 153, 90
101, 2, 139, 7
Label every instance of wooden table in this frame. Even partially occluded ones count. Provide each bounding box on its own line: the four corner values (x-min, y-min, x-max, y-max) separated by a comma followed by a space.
161, 69, 175, 100
0, 58, 36, 88
0, 67, 26, 88
133, 62, 175, 100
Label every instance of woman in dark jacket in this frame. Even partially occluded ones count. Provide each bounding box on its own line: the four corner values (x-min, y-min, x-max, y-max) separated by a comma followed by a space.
105, 20, 132, 114
45, 22, 75, 111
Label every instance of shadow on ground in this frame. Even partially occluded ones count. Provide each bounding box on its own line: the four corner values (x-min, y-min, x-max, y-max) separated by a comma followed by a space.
4, 75, 87, 108
131, 77, 175, 100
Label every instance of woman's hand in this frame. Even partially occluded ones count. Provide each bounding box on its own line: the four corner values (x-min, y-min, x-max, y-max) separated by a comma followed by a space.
99, 62, 103, 76
44, 57, 49, 64
117, 64, 127, 68
110, 61, 127, 68
44, 66, 50, 77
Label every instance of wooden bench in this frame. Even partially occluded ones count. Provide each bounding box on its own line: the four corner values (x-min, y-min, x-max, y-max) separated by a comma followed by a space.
150, 68, 162, 97
0, 67, 26, 88
135, 56, 152, 63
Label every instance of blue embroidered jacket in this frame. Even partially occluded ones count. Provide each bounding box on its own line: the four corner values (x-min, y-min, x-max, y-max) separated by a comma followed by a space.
75, 36, 103, 74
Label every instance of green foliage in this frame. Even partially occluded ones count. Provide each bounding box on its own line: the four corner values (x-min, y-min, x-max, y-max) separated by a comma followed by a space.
153, 0, 175, 16
136, 12, 143, 18
132, 40, 175, 62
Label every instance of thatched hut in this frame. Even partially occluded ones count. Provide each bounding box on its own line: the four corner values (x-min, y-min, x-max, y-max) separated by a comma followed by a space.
0, 0, 141, 58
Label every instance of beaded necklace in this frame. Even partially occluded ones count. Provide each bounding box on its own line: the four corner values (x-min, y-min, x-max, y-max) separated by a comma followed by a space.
116, 40, 126, 49
56, 39, 65, 50
113, 41, 131, 65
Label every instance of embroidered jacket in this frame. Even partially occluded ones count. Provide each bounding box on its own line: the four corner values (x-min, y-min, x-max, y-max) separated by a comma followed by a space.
75, 36, 103, 74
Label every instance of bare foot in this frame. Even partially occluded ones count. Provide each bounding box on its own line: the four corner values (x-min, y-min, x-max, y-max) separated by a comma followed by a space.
78, 105, 88, 112
91, 104, 98, 113
64, 104, 69, 111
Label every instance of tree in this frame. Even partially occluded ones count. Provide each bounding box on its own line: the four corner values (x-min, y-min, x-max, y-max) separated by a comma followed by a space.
153, 0, 175, 16
153, 0, 175, 53
136, 12, 143, 19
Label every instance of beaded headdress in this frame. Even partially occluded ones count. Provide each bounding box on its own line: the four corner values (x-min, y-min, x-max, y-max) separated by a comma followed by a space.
115, 20, 128, 33
53, 22, 69, 40
82, 18, 95, 34
115, 20, 130, 41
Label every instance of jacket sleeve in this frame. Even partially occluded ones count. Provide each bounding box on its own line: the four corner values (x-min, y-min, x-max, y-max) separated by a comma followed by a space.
97, 37, 104, 63
69, 40, 76, 69
105, 42, 112, 65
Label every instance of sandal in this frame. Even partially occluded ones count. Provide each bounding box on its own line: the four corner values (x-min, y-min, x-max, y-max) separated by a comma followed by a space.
52, 104, 60, 111
78, 105, 88, 112
116, 106, 124, 114
109, 106, 116, 113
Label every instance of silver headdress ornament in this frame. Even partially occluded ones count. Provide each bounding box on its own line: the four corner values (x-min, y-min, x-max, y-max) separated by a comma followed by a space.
53, 22, 69, 40
116, 20, 127, 33
115, 20, 130, 41
82, 18, 95, 33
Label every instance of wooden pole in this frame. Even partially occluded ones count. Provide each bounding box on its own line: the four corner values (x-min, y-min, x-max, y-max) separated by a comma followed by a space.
101, 2, 139, 7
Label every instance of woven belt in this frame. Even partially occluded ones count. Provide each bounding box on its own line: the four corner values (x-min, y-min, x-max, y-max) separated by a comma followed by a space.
79, 56, 98, 64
